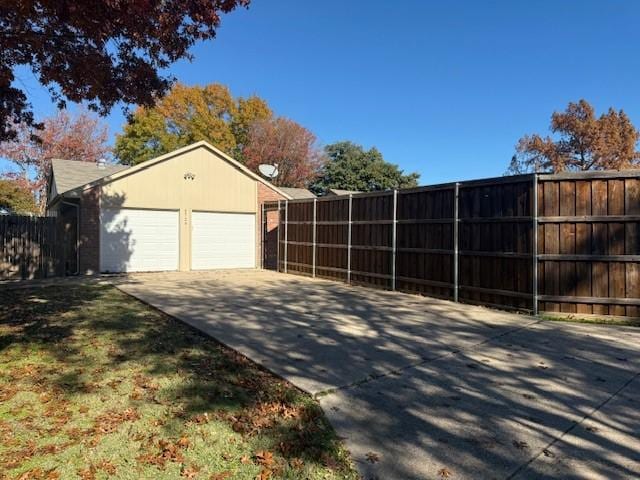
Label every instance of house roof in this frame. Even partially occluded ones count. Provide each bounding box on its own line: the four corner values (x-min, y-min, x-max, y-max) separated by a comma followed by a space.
77, 141, 293, 200
279, 187, 316, 199
327, 188, 362, 196
50, 159, 129, 198
47, 142, 293, 206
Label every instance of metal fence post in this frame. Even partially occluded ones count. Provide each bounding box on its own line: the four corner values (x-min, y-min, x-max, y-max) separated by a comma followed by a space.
532, 173, 539, 315
260, 202, 265, 269
347, 194, 353, 284
391, 189, 398, 291
277, 200, 281, 272
312, 198, 317, 277
454, 182, 460, 302
284, 200, 288, 274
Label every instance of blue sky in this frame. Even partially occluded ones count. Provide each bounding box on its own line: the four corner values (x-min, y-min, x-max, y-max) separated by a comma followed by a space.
4, 0, 640, 184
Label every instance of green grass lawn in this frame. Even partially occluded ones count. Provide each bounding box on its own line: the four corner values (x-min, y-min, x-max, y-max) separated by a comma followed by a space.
542, 313, 640, 327
0, 284, 358, 480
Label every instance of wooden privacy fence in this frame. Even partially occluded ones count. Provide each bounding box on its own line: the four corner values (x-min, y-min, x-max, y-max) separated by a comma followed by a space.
0, 215, 63, 280
267, 170, 640, 317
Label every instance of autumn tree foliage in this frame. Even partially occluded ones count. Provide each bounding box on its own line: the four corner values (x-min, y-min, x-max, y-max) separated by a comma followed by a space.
114, 83, 272, 165
0, 178, 37, 214
242, 117, 325, 187
0, 110, 110, 210
509, 99, 640, 174
310, 141, 420, 194
0, 0, 250, 142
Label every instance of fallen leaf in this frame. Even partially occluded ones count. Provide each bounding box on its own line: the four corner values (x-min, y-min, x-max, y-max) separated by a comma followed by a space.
365, 452, 380, 464
255, 450, 274, 467
95, 460, 116, 475
513, 440, 529, 450
240, 455, 251, 465
255, 468, 272, 480
181, 465, 200, 478
438, 467, 452, 478
210, 472, 232, 480
290, 457, 304, 469
76, 466, 96, 480
16, 468, 60, 480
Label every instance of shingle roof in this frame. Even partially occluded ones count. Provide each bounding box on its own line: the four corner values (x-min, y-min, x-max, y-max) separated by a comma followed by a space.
327, 188, 362, 196
51, 159, 129, 197
279, 187, 316, 199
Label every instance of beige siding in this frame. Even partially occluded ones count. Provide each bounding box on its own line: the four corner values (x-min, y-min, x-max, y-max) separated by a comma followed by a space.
100, 147, 258, 271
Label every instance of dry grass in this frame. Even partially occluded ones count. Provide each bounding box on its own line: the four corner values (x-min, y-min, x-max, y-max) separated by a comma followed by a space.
0, 284, 358, 480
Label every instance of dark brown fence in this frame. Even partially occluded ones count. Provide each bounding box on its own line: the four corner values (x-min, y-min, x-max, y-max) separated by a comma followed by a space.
0, 215, 63, 281
267, 170, 640, 317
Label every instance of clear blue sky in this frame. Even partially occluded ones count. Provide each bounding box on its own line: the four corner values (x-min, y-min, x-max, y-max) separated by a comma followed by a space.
5, 0, 640, 184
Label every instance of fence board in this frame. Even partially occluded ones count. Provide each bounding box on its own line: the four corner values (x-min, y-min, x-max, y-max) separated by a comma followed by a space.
0, 215, 63, 280
275, 171, 640, 317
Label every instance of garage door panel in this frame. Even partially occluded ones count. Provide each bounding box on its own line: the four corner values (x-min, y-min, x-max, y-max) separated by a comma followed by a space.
192, 212, 255, 270
100, 209, 179, 273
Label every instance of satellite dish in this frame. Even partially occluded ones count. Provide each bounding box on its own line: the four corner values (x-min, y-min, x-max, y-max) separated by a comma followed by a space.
258, 164, 279, 179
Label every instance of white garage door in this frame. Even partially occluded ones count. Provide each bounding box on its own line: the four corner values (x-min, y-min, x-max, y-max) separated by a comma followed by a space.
100, 208, 179, 273
191, 211, 256, 270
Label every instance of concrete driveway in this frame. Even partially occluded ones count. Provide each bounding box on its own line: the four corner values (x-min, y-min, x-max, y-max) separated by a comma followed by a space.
116, 270, 640, 480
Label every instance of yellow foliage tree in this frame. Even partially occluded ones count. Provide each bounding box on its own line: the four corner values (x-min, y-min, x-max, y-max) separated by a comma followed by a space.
115, 83, 272, 165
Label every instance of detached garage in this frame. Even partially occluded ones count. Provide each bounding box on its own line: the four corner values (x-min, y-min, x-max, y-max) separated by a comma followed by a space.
46, 141, 290, 274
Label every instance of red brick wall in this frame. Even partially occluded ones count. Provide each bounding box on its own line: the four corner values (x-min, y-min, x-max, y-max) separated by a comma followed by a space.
79, 186, 101, 275
257, 183, 286, 269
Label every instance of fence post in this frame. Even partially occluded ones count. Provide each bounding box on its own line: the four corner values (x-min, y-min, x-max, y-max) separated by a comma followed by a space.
532, 173, 539, 315
347, 194, 353, 284
312, 198, 317, 277
391, 189, 398, 291
261, 202, 265, 270
454, 182, 460, 302
276, 200, 281, 272
284, 200, 288, 274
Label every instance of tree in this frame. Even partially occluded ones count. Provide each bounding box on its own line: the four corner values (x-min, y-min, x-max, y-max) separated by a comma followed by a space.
242, 117, 324, 187
508, 99, 640, 174
310, 141, 420, 194
0, 178, 37, 214
114, 83, 272, 165
1, 0, 250, 142
0, 109, 110, 210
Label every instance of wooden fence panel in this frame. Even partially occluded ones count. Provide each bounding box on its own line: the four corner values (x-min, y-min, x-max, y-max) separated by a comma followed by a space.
275, 171, 640, 318
0, 215, 62, 280
458, 177, 534, 311
315, 197, 349, 282
537, 173, 640, 316
283, 201, 314, 277
396, 186, 455, 299
350, 193, 394, 289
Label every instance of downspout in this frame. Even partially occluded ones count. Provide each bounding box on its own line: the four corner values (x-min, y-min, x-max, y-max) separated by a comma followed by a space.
61, 200, 80, 276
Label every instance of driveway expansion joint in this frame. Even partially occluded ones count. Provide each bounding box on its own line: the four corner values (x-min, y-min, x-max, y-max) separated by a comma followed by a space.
505, 368, 640, 480
314, 317, 544, 398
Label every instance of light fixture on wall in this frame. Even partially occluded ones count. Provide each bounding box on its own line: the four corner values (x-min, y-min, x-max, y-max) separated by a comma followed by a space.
184, 172, 196, 180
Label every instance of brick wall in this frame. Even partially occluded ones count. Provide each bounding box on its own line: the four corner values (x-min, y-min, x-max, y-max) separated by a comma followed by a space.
257, 183, 285, 269
79, 186, 101, 274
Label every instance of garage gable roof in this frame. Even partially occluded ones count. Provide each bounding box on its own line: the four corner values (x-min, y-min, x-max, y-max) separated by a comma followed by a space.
79, 141, 293, 199
51, 159, 129, 196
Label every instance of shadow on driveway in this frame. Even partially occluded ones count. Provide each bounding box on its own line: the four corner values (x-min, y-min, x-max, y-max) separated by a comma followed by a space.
116, 270, 640, 480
